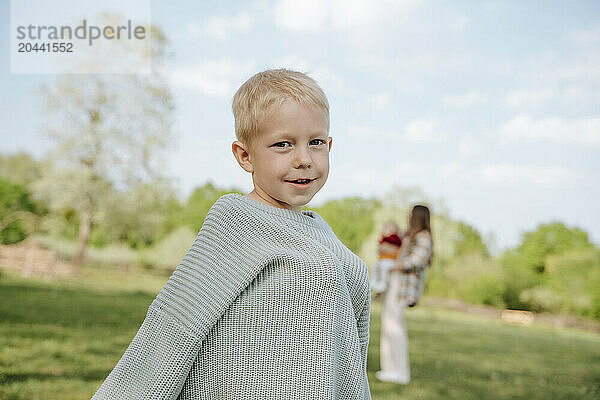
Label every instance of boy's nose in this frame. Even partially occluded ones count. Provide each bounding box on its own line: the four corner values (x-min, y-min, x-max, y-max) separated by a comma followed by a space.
294, 147, 312, 168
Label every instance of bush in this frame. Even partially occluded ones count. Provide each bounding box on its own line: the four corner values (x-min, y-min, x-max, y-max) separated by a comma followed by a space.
507, 249, 600, 318
177, 183, 241, 233
500, 255, 541, 310
454, 222, 489, 258
137, 226, 197, 272
34, 234, 138, 266
0, 178, 38, 244
459, 274, 505, 307
519, 287, 562, 313
503, 222, 594, 275
426, 253, 505, 308
312, 197, 380, 253
544, 249, 600, 318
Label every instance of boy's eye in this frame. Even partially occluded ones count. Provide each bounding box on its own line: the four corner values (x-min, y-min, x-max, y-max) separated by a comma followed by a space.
272, 139, 326, 148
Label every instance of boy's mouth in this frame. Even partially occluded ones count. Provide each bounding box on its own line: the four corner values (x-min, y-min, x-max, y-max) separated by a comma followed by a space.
285, 178, 316, 186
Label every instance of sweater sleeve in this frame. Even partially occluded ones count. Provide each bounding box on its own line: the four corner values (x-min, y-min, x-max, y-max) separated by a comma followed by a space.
400, 232, 432, 273
90, 195, 283, 400
356, 286, 371, 373
91, 303, 201, 400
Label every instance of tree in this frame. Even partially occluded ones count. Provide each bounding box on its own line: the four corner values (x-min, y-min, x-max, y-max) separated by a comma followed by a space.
97, 181, 182, 249
312, 197, 380, 253
0, 179, 39, 244
500, 221, 595, 310
178, 182, 243, 233
543, 248, 600, 318
31, 17, 174, 266
454, 221, 489, 257
0, 152, 42, 186
506, 221, 594, 274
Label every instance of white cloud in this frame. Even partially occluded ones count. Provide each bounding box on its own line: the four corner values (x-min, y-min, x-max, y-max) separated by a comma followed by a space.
269, 57, 350, 95
560, 62, 600, 80
561, 84, 600, 104
495, 114, 600, 146
369, 92, 392, 110
352, 161, 420, 184
505, 88, 554, 109
169, 59, 257, 98
443, 90, 488, 108
204, 14, 253, 40
458, 137, 485, 156
274, 0, 421, 33
324, 160, 423, 201
345, 124, 405, 142
480, 163, 579, 186
274, 0, 328, 33
404, 119, 441, 143
346, 125, 379, 140
569, 25, 600, 45
186, 13, 253, 40
273, 55, 311, 72
504, 79, 598, 110
438, 161, 579, 187
439, 161, 473, 180
311, 67, 351, 95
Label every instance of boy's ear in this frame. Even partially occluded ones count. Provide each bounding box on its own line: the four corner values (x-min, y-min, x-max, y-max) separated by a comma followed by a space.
231, 140, 254, 173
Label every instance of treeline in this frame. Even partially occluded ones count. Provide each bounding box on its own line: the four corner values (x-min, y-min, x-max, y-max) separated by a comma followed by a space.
1, 151, 599, 320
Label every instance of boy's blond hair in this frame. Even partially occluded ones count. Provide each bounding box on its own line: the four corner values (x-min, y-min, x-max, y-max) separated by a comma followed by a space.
232, 68, 330, 147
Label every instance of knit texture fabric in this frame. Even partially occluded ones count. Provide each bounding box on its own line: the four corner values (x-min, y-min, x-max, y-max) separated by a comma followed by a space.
91, 193, 372, 400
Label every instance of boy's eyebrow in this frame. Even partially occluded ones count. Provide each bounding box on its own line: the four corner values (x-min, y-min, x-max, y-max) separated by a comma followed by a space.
269, 130, 328, 140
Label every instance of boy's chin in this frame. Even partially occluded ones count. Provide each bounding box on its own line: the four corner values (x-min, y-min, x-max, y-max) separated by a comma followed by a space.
282, 197, 312, 209
278, 194, 317, 209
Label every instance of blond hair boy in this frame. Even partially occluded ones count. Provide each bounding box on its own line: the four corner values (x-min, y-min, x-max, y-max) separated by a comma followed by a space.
91, 68, 372, 400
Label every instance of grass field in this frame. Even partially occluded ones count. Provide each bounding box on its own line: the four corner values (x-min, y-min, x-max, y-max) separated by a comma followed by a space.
1, 266, 599, 400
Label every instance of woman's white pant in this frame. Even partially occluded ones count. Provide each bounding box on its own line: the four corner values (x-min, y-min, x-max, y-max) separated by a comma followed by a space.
379, 273, 410, 382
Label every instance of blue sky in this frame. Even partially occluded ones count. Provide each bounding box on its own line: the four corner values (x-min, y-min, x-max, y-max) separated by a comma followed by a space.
1, 0, 599, 253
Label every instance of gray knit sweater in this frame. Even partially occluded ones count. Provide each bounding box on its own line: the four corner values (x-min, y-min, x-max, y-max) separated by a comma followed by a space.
91, 193, 372, 399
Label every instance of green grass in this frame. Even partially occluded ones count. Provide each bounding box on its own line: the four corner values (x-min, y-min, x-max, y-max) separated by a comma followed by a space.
1, 267, 599, 400
368, 303, 600, 399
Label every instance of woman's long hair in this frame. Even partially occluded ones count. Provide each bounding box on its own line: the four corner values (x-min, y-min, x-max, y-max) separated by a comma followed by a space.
406, 204, 432, 244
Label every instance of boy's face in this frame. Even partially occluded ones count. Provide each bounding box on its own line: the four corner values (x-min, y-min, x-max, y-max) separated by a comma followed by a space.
234, 99, 332, 213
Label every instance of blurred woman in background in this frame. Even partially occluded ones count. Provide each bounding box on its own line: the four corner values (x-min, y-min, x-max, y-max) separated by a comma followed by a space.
376, 204, 434, 385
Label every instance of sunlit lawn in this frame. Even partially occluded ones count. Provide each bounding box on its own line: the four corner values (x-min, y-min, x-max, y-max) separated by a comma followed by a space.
1, 266, 599, 400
